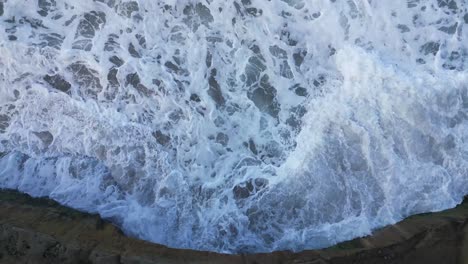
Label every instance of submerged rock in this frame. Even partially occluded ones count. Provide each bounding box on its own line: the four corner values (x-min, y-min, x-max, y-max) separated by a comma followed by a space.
33, 131, 54, 147
0, 114, 10, 133
66, 62, 103, 99
183, 3, 214, 31
75, 11, 106, 39
208, 69, 225, 107
43, 74, 71, 94
37, 0, 57, 17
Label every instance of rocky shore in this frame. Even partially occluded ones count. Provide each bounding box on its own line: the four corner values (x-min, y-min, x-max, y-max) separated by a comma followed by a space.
0, 189, 467, 264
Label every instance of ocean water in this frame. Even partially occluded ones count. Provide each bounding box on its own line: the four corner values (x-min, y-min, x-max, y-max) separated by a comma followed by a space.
1, 0, 468, 253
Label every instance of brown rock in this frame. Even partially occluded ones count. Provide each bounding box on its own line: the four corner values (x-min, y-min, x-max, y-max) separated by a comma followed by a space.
0, 190, 467, 264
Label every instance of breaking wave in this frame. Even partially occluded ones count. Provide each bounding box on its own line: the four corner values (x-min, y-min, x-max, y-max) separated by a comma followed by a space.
1, 0, 468, 253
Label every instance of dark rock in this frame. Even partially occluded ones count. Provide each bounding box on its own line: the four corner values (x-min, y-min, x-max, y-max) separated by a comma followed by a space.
64, 15, 77, 26
37, 0, 56, 17
128, 42, 141, 58
72, 39, 92, 51
67, 62, 103, 99
190, 93, 201, 102
164, 61, 182, 75
279, 61, 293, 79
5, 16, 16, 24
233, 2, 243, 17
281, 29, 297, 46
216, 132, 229, 146
84, 11, 106, 29
0, 114, 10, 133
72, 11, 105, 51
245, 55, 266, 86
135, 84, 152, 97
118, 1, 139, 18
206, 51, 212, 68
33, 131, 53, 147
135, 34, 146, 48
107, 68, 119, 87
43, 243, 63, 259
292, 84, 307, 97
0, 190, 468, 263
38, 33, 64, 49
437, 0, 458, 13
248, 138, 257, 155
329, 45, 337, 56
168, 109, 184, 123
233, 178, 268, 200
109, 55, 124, 67
233, 180, 254, 199
313, 75, 326, 87
19, 17, 47, 29
206, 35, 223, 43
269, 45, 287, 59
183, 3, 213, 31
194, 3, 214, 25
293, 50, 307, 68
152, 130, 171, 146
246, 7, 262, 16
420, 41, 440, 55
104, 34, 120, 52
43, 74, 71, 93
75, 11, 106, 39
286, 114, 301, 130
281, 0, 305, 9
208, 69, 225, 107
397, 24, 410, 33
407, 0, 419, 8
247, 75, 280, 118
125, 72, 140, 88
438, 23, 458, 35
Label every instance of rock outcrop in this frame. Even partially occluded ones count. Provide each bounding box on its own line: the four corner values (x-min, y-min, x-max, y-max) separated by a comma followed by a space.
0, 189, 467, 264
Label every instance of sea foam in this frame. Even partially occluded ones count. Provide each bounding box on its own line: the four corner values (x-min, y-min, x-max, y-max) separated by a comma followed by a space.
0, 0, 468, 253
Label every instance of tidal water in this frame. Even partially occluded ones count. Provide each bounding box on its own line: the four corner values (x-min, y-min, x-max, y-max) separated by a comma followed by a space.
1, 0, 468, 253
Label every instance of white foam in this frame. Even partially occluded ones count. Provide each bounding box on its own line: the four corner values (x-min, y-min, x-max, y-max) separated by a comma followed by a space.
0, 0, 468, 253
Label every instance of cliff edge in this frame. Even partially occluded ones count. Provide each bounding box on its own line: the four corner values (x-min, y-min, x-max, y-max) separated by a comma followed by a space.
0, 189, 467, 264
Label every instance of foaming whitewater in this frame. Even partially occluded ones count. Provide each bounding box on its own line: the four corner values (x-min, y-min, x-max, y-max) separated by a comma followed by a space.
1, 0, 468, 253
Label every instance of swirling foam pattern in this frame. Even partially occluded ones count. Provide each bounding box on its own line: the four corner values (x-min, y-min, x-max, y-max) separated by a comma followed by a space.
1, 0, 468, 253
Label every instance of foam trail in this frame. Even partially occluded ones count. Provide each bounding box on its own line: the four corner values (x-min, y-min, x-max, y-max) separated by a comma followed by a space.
0, 0, 468, 253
